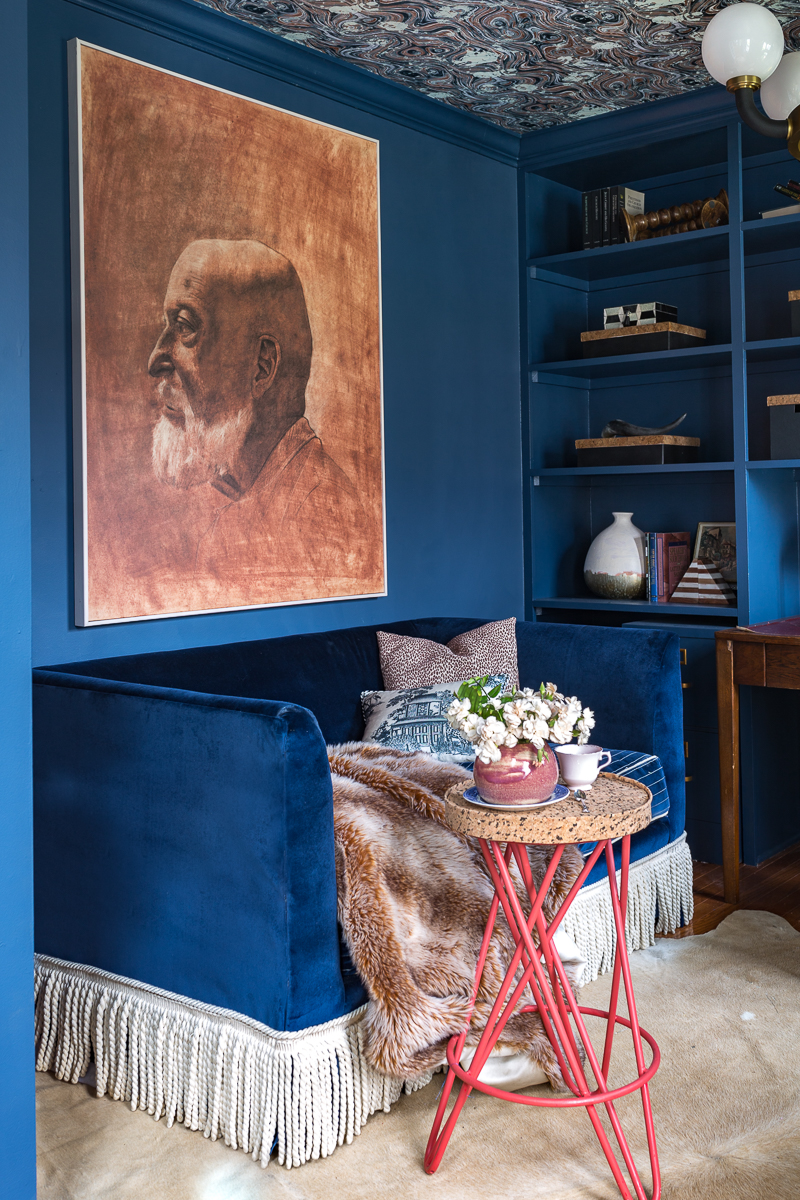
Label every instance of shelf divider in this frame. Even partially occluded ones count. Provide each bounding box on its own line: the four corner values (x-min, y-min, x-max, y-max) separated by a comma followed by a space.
531, 597, 739, 618
746, 459, 800, 470
532, 463, 735, 478
530, 344, 732, 381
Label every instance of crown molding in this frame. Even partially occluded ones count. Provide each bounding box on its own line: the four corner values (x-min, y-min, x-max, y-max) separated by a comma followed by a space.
518, 88, 733, 169
62, 0, 521, 165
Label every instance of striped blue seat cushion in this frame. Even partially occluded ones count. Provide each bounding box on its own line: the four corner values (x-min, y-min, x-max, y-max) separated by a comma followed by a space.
579, 746, 669, 856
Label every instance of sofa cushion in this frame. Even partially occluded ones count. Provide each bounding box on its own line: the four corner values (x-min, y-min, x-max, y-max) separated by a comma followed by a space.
604, 748, 670, 821
377, 618, 519, 690
578, 747, 670, 867
361, 675, 508, 761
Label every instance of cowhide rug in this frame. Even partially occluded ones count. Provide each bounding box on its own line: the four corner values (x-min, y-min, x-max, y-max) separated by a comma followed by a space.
327, 743, 583, 1084
37, 911, 800, 1198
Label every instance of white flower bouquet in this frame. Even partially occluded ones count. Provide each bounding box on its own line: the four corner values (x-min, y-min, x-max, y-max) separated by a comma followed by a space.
447, 677, 595, 765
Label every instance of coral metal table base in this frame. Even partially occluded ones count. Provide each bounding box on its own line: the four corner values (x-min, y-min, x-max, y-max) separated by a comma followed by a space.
424, 824, 661, 1200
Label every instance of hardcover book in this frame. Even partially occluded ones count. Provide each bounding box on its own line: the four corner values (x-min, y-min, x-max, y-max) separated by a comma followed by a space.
601, 187, 610, 246
657, 532, 691, 600
582, 191, 592, 249
589, 189, 602, 248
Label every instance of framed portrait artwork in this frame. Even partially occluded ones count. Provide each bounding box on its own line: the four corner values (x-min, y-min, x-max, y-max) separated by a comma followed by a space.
68, 40, 386, 625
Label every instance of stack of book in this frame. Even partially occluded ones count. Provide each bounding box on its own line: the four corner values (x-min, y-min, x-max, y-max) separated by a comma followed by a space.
582, 186, 645, 249
644, 532, 691, 603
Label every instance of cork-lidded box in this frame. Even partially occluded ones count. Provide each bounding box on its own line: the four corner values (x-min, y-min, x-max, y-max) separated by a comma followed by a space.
580, 322, 706, 359
789, 290, 800, 337
767, 394, 800, 459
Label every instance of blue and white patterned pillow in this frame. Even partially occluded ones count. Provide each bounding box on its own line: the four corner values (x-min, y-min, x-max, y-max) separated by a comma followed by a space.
361, 676, 508, 762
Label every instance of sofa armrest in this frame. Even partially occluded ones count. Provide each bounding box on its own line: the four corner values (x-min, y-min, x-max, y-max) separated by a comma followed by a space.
515, 621, 685, 842
33, 671, 346, 1032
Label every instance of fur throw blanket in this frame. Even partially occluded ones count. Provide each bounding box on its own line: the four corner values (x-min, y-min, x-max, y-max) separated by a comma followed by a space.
329, 743, 583, 1086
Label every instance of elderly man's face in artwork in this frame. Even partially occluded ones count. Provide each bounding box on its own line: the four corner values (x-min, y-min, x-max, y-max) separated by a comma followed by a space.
148, 239, 312, 498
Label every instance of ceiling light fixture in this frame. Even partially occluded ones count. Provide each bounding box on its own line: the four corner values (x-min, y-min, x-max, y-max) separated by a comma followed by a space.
703, 1, 800, 160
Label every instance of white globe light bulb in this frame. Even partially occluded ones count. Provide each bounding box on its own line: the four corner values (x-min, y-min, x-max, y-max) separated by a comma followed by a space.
761, 51, 800, 118
702, 2, 784, 87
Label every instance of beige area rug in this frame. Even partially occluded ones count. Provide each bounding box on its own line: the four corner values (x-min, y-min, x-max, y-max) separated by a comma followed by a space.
37, 910, 800, 1200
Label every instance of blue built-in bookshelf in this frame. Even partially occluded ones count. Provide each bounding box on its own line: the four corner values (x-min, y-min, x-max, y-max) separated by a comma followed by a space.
520, 106, 800, 631
519, 94, 800, 865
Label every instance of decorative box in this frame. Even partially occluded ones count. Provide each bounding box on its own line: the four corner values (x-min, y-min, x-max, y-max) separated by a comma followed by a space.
581, 322, 706, 358
603, 302, 677, 330
789, 290, 800, 337
575, 436, 700, 467
768, 394, 800, 458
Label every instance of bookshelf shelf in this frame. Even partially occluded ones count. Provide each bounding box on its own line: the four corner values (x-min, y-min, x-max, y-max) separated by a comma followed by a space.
531, 596, 739, 618
745, 337, 800, 363
746, 459, 800, 470
742, 213, 800, 257
533, 463, 735, 479
530, 344, 732, 381
527, 226, 729, 283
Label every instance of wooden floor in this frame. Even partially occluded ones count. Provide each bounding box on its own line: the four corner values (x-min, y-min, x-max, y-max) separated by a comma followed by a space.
664, 841, 800, 938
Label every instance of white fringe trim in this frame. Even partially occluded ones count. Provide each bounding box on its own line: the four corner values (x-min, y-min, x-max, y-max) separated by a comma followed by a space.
561, 832, 694, 985
34, 836, 693, 1166
34, 956, 432, 1169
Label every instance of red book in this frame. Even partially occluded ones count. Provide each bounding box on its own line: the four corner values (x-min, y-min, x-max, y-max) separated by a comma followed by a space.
657, 532, 691, 600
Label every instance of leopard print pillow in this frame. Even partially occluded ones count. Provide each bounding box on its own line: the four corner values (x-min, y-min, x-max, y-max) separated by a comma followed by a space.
377, 618, 518, 691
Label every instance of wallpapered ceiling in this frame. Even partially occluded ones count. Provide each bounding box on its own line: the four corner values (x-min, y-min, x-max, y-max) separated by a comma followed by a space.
197, 1, 800, 132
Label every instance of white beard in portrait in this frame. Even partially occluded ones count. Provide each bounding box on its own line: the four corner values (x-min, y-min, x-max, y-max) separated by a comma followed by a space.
152, 378, 255, 491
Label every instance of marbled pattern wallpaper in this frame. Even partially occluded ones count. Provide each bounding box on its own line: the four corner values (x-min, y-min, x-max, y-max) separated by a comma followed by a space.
197, 1, 800, 131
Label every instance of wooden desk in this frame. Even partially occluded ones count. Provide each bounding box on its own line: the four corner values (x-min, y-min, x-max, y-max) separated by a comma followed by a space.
716, 619, 800, 903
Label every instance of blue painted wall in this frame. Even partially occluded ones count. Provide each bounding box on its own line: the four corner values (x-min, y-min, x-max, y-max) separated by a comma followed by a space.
2, 2, 522, 1190
0, 4, 36, 1196
29, 0, 523, 667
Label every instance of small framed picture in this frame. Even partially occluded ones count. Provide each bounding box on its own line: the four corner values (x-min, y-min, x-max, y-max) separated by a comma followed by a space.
694, 522, 736, 587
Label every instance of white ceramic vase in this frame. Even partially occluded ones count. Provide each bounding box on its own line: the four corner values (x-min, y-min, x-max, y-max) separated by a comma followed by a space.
584, 512, 646, 600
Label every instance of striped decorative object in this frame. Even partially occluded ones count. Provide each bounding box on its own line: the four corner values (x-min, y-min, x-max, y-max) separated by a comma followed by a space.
669, 557, 736, 606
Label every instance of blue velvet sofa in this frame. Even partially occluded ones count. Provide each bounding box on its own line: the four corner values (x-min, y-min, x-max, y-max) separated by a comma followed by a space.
32, 617, 691, 1166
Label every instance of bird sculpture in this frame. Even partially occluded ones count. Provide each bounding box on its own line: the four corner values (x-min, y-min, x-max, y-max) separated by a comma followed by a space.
601, 413, 687, 439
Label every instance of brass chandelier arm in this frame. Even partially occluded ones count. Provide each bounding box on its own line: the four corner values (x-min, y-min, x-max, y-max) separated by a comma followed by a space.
732, 82, 790, 141
788, 108, 800, 162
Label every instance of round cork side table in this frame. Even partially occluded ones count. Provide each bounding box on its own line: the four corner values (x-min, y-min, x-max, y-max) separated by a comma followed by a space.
424, 773, 661, 1200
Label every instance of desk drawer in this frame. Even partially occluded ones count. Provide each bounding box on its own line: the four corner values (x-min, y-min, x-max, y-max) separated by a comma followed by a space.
732, 641, 800, 689
766, 643, 800, 689
733, 642, 765, 687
